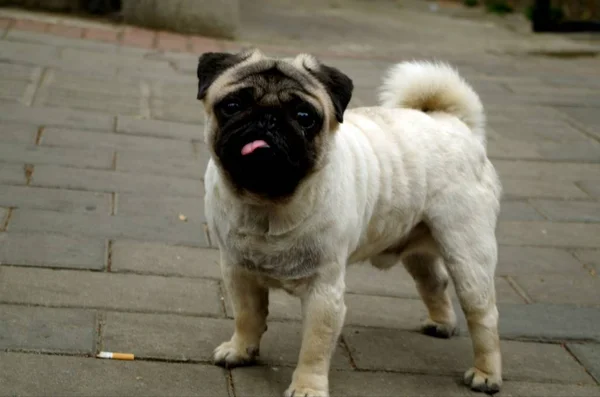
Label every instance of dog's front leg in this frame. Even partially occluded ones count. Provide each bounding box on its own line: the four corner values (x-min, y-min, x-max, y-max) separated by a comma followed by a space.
285, 273, 346, 397
214, 262, 268, 367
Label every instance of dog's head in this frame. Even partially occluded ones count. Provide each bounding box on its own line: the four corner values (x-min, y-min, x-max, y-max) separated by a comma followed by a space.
197, 49, 353, 201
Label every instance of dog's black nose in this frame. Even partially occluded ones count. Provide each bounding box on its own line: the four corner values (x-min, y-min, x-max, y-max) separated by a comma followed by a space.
258, 113, 277, 130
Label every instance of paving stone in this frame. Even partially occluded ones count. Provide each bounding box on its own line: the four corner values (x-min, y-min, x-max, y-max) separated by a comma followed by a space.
35, 88, 142, 115
345, 263, 419, 298
531, 200, 600, 223
0, 102, 114, 130
500, 201, 545, 221
497, 221, 600, 248
116, 115, 202, 141
32, 165, 204, 197
0, 40, 61, 68
579, 181, 600, 198
116, 193, 205, 222
0, 207, 7, 225
0, 143, 113, 169
0, 232, 106, 270
116, 152, 206, 179
0, 122, 38, 144
5, 29, 121, 54
103, 312, 350, 369
494, 160, 600, 182
233, 366, 475, 397
512, 274, 600, 306
0, 62, 43, 82
343, 328, 594, 384
0, 185, 111, 213
0, 352, 229, 397
492, 303, 600, 342
151, 98, 206, 124
567, 344, 600, 384
501, 381, 600, 396
0, 163, 26, 185
235, 365, 600, 397
489, 138, 600, 162
501, 178, 588, 199
0, 305, 95, 353
573, 250, 600, 272
0, 79, 35, 104
8, 209, 209, 247
42, 127, 196, 156
111, 241, 220, 278
490, 121, 590, 142
559, 107, 600, 140
0, 267, 221, 315
497, 246, 585, 275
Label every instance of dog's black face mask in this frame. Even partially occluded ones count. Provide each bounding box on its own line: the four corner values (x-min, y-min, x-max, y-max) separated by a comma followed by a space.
213, 84, 324, 200
197, 51, 353, 200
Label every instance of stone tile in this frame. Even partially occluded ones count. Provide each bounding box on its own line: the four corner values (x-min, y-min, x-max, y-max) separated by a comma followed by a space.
0, 353, 229, 397
0, 62, 42, 82
345, 264, 419, 298
497, 246, 585, 275
115, 152, 206, 179
567, 344, 600, 384
488, 138, 600, 162
573, 250, 600, 271
0, 79, 35, 104
116, 115, 202, 141
0, 185, 111, 213
579, 181, 600, 198
344, 328, 595, 384
512, 274, 600, 306
559, 107, 600, 140
0, 143, 113, 169
0, 102, 114, 130
35, 87, 141, 115
117, 193, 205, 222
500, 201, 545, 221
0, 207, 7, 225
111, 241, 220, 278
0, 122, 38, 144
0, 40, 61, 68
501, 381, 600, 396
103, 312, 350, 369
494, 160, 600, 182
501, 178, 588, 199
493, 303, 600, 342
233, 366, 474, 397
531, 200, 600, 223
497, 221, 600, 248
0, 305, 95, 353
32, 165, 204, 197
8, 209, 209, 247
0, 163, 26, 185
490, 121, 590, 142
5, 30, 120, 54
151, 98, 205, 124
344, 295, 427, 329
42, 127, 195, 156
0, 232, 106, 270
0, 267, 221, 315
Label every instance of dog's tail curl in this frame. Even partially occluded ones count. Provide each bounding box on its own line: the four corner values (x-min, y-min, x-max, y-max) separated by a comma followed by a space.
378, 61, 485, 144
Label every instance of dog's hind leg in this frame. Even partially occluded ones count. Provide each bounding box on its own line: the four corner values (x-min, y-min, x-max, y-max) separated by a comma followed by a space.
403, 253, 457, 338
426, 184, 502, 394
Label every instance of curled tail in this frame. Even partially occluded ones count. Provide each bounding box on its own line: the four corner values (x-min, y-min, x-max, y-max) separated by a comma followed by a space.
379, 61, 486, 144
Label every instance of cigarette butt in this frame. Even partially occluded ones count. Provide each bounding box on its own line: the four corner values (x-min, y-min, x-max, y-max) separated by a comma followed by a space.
97, 351, 135, 360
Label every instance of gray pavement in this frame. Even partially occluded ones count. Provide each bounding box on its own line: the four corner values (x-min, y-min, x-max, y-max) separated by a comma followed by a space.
0, 2, 599, 396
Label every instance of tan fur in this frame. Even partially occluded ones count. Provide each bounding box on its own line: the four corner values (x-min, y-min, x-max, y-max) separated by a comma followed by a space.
203, 54, 503, 396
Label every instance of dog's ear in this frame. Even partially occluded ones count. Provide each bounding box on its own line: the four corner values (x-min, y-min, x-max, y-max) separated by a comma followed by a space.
197, 52, 241, 100
313, 64, 354, 123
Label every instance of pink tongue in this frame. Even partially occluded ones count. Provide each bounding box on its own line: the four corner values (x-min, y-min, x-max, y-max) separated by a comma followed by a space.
241, 140, 269, 155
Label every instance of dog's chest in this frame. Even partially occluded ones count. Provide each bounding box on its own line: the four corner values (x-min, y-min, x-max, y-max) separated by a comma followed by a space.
222, 221, 324, 280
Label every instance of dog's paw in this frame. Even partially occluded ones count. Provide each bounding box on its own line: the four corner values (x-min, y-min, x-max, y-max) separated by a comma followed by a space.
463, 367, 502, 395
422, 319, 457, 339
213, 340, 258, 368
283, 385, 328, 397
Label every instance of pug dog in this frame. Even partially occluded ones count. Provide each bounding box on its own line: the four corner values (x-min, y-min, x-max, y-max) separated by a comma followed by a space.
198, 49, 502, 397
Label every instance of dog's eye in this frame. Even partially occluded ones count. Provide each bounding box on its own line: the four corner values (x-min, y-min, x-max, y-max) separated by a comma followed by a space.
296, 110, 315, 130
220, 100, 242, 116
